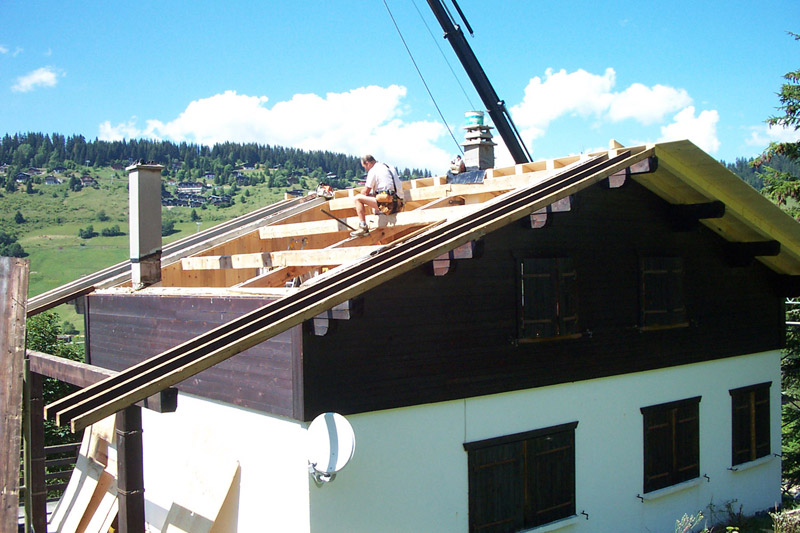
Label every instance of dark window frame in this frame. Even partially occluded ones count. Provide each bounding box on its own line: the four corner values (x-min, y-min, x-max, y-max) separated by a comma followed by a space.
517, 257, 580, 342
639, 256, 688, 330
641, 397, 700, 493
464, 422, 578, 532
730, 382, 771, 466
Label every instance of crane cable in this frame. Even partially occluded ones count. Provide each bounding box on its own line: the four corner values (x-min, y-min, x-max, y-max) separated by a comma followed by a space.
409, 0, 476, 110
381, 0, 464, 155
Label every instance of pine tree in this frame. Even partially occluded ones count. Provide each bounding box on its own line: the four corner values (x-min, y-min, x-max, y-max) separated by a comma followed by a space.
755, 32, 800, 491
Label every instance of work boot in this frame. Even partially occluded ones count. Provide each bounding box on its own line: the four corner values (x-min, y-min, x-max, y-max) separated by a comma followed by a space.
350, 223, 369, 237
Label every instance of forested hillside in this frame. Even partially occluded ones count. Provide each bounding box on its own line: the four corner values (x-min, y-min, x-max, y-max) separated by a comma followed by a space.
0, 132, 431, 189
724, 153, 800, 191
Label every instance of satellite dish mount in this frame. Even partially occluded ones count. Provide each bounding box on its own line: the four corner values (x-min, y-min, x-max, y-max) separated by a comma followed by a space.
306, 412, 356, 486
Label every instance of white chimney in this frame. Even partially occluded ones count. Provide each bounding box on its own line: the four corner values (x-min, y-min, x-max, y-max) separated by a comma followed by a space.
127, 162, 164, 288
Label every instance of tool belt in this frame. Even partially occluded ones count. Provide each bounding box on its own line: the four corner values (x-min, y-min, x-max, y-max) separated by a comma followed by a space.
375, 190, 405, 216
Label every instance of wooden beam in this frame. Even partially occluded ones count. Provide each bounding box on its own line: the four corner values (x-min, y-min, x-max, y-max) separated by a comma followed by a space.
180, 246, 383, 271
29, 350, 177, 413
22, 361, 46, 533
46, 149, 648, 431
724, 241, 782, 267
258, 205, 474, 240
0, 257, 29, 533
668, 200, 726, 231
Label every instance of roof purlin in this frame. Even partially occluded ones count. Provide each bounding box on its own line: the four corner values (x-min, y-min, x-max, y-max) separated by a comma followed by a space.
48, 149, 653, 429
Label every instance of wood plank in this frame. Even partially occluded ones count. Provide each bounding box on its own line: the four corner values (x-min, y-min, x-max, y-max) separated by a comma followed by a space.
181, 246, 383, 271
48, 150, 648, 431
0, 257, 28, 533
258, 204, 473, 240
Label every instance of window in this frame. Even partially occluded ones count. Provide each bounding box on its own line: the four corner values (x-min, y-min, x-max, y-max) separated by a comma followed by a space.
731, 382, 771, 466
464, 422, 577, 532
518, 257, 579, 340
640, 256, 687, 329
641, 397, 700, 493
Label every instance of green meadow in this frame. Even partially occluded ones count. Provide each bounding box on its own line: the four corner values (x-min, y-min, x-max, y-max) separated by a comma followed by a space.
2, 166, 291, 337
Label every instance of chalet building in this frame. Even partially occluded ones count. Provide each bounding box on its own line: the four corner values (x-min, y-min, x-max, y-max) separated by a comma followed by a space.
26, 140, 798, 532
80, 176, 98, 187
44, 175, 61, 185
177, 181, 204, 193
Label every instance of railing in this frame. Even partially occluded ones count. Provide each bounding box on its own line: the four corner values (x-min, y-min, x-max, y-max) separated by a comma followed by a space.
19, 442, 80, 504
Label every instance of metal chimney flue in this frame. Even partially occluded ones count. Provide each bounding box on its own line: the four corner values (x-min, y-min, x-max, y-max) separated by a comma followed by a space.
127, 162, 163, 289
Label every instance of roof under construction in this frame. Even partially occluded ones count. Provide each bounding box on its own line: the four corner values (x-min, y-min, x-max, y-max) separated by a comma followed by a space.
41, 139, 800, 431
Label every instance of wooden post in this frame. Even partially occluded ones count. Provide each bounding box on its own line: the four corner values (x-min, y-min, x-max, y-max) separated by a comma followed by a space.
23, 362, 47, 533
116, 405, 145, 533
0, 257, 29, 533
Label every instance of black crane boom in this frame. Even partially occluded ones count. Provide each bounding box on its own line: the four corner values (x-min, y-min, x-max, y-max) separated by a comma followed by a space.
426, 0, 531, 164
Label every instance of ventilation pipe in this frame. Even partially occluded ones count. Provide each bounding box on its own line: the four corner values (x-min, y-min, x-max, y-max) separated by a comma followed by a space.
127, 162, 163, 288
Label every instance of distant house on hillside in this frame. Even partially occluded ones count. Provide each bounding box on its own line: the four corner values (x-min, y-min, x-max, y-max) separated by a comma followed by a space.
177, 182, 204, 194
44, 175, 62, 185
52, 166, 67, 174
15, 172, 31, 183
80, 176, 98, 187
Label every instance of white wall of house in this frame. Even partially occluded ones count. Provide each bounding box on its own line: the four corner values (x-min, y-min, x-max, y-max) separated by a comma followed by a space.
310, 350, 781, 532
138, 350, 781, 532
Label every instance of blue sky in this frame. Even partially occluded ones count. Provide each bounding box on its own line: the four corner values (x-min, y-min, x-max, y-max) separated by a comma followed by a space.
1, 0, 798, 171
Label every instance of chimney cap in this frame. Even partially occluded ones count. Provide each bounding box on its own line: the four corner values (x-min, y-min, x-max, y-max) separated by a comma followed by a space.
126, 160, 165, 172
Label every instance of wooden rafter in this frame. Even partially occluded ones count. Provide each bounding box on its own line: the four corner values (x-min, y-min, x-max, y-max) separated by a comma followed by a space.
180, 246, 384, 270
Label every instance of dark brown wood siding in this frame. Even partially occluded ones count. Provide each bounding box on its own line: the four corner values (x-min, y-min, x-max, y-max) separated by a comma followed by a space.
301, 179, 785, 419
87, 293, 300, 418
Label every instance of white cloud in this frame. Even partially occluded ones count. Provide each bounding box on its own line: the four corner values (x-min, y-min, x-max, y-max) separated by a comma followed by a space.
0, 45, 8, 54
510, 67, 717, 153
746, 123, 800, 148
11, 66, 60, 92
99, 87, 450, 170
607, 83, 691, 125
658, 106, 720, 153
512, 68, 616, 138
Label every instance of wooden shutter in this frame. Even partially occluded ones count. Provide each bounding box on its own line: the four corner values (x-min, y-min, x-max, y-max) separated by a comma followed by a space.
643, 405, 673, 492
674, 401, 700, 483
731, 383, 771, 465
754, 386, 771, 460
520, 258, 558, 338
642, 397, 700, 492
527, 428, 576, 527
557, 258, 579, 336
468, 442, 525, 532
640, 257, 686, 328
519, 258, 578, 338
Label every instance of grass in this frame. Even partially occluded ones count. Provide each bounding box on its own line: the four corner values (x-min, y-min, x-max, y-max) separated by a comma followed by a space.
2, 166, 300, 337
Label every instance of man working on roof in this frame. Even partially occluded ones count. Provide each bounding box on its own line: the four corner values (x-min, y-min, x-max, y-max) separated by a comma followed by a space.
350, 154, 403, 237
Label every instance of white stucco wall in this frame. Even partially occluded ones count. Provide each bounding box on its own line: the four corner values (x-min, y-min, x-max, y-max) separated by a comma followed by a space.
309, 350, 781, 533
138, 350, 781, 533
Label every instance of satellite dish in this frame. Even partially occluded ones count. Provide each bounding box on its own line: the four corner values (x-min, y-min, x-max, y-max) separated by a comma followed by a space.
306, 412, 356, 484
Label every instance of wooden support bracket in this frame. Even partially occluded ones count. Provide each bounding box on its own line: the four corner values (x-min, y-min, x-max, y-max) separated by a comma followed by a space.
668, 200, 726, 231
724, 240, 781, 267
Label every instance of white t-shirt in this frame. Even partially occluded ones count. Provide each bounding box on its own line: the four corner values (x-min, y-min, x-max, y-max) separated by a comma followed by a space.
366, 163, 400, 194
